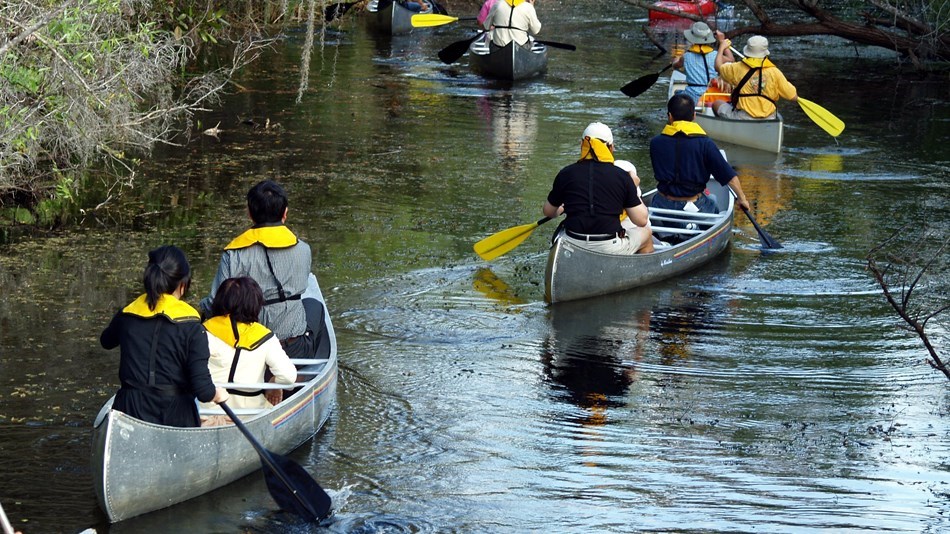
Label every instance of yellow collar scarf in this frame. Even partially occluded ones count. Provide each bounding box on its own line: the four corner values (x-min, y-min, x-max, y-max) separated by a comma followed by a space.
122, 294, 200, 322
204, 315, 274, 351
688, 44, 715, 54
504, 0, 526, 5
741, 57, 776, 68
225, 224, 298, 251
579, 137, 614, 163
661, 121, 707, 137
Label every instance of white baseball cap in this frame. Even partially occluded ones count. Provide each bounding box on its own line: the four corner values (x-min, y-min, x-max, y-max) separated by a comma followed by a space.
582, 122, 613, 145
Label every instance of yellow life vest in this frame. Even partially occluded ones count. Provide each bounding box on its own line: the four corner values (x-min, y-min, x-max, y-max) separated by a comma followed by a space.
741, 57, 776, 69
504, 0, 526, 6
661, 120, 708, 137
122, 294, 200, 323
224, 225, 298, 251
688, 44, 715, 54
578, 137, 614, 163
203, 315, 274, 351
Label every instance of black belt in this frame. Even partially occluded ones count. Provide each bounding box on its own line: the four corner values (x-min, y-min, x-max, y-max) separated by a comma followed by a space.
565, 229, 622, 242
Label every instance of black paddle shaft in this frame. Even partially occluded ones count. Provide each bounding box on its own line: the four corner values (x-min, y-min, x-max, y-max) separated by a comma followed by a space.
220, 402, 332, 521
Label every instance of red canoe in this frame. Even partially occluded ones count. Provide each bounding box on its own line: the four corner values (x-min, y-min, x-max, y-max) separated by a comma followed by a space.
648, 0, 717, 22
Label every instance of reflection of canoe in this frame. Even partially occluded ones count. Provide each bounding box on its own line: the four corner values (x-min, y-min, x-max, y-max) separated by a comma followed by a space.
544, 180, 733, 303
669, 70, 784, 154
649, 0, 716, 22
368, 0, 427, 35
91, 276, 338, 523
469, 38, 548, 81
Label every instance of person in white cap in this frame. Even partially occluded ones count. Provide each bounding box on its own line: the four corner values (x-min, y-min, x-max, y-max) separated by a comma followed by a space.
482, 0, 541, 49
672, 21, 733, 107
542, 122, 654, 255
712, 32, 798, 120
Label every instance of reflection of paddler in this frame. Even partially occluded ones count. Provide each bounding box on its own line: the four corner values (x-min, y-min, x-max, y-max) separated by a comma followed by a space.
542, 292, 651, 424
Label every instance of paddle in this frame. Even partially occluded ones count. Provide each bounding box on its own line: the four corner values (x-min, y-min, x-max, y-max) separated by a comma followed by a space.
536, 40, 576, 51
220, 402, 332, 521
0, 502, 15, 534
438, 31, 485, 64
797, 97, 845, 137
726, 45, 845, 137
620, 63, 674, 98
474, 217, 553, 261
324, 2, 357, 22
727, 188, 782, 249
411, 13, 477, 28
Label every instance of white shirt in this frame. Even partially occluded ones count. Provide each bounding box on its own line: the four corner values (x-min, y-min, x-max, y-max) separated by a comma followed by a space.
483, 1, 541, 47
200, 333, 297, 410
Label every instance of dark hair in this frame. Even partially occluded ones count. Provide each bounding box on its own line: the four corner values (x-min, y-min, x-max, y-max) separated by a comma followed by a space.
210, 277, 264, 324
668, 94, 696, 122
247, 180, 288, 224
143, 245, 191, 310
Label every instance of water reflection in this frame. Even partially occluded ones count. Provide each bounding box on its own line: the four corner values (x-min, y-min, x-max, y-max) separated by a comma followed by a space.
475, 92, 538, 171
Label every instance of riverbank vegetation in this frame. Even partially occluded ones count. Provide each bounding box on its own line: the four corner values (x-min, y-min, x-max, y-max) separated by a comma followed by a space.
0, 0, 331, 231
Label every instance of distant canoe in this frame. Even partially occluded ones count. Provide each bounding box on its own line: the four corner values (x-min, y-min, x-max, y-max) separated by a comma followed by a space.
469, 38, 548, 81
544, 180, 734, 304
669, 70, 784, 153
368, 0, 428, 35
649, 0, 717, 22
91, 277, 338, 523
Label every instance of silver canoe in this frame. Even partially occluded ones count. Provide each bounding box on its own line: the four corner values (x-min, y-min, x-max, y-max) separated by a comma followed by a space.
91, 275, 338, 523
544, 180, 734, 303
669, 70, 783, 153
367, 0, 426, 35
469, 38, 548, 81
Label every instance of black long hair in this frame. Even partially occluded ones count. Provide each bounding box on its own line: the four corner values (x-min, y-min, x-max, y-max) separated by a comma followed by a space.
143, 245, 191, 310
210, 277, 265, 323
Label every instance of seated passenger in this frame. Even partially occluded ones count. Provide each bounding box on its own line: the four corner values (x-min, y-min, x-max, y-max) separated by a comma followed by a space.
482, 0, 541, 48
649, 94, 751, 242
101, 245, 228, 427
200, 277, 297, 426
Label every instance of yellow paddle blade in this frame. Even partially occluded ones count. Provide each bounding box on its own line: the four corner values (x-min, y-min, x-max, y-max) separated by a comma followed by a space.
798, 97, 845, 137
473, 218, 551, 261
411, 14, 460, 28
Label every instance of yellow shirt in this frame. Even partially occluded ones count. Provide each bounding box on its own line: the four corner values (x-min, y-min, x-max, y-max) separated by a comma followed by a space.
718, 59, 797, 118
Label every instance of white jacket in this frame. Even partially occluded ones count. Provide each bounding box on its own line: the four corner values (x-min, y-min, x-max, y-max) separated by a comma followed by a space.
201, 333, 297, 410
483, 1, 541, 47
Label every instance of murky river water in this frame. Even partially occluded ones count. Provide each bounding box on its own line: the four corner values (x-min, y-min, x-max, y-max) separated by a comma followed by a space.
1, 2, 949, 532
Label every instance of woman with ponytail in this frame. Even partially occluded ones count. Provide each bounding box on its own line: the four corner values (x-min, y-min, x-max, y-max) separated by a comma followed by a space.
101, 245, 228, 427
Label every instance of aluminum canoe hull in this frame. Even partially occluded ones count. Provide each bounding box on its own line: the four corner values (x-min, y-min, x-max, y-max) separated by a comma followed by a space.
368, 1, 422, 35
544, 183, 733, 304
669, 70, 783, 153
91, 292, 338, 523
469, 39, 548, 81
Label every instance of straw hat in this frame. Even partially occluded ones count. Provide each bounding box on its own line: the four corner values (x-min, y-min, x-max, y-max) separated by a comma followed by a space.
582, 122, 613, 145
683, 22, 715, 45
743, 35, 769, 58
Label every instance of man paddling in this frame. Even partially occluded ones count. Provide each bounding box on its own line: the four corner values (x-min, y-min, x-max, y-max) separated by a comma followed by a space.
482, 0, 541, 49
712, 33, 798, 120
543, 122, 654, 255
649, 94, 751, 242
